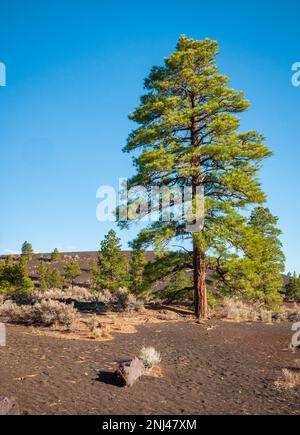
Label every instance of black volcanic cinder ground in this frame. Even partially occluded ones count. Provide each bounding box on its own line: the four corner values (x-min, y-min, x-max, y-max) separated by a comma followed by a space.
0, 321, 299, 415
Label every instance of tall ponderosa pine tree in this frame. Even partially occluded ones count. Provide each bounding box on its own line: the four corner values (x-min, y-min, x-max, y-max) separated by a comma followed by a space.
123, 36, 273, 319
95, 230, 127, 292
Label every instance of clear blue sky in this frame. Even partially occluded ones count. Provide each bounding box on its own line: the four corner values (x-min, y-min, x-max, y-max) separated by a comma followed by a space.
0, 0, 299, 272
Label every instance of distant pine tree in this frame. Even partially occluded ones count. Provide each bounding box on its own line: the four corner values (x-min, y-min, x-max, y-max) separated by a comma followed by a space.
48, 269, 63, 289
38, 260, 49, 290
64, 259, 81, 289
0, 255, 33, 299
94, 230, 127, 292
51, 248, 61, 262
212, 207, 285, 306
38, 260, 63, 290
129, 249, 147, 294
21, 241, 34, 259
285, 272, 300, 302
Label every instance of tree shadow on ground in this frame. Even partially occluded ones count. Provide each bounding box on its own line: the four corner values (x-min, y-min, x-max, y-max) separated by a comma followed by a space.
61, 299, 108, 314
146, 303, 193, 316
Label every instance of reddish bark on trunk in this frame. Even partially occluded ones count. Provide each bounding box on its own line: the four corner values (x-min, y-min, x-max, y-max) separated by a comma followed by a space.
193, 245, 208, 320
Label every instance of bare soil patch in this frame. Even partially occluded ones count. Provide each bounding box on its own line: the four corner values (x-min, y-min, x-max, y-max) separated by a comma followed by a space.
0, 318, 299, 415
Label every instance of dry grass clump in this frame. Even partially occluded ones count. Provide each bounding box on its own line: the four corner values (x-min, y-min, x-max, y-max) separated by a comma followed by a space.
0, 300, 77, 329
139, 346, 161, 369
274, 368, 300, 391
85, 314, 110, 339
259, 308, 273, 324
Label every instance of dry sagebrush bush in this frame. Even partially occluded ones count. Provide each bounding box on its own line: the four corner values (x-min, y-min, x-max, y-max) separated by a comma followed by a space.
139, 346, 161, 368
220, 298, 274, 323
38, 287, 145, 311
0, 301, 25, 323
36, 300, 77, 328
114, 288, 145, 312
95, 289, 113, 304
259, 308, 273, 324
38, 287, 94, 302
37, 289, 64, 300
0, 300, 77, 329
277, 303, 300, 322
221, 298, 259, 322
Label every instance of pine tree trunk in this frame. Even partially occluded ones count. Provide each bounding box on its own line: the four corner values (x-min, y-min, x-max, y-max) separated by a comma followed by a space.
190, 95, 207, 320
193, 243, 208, 320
